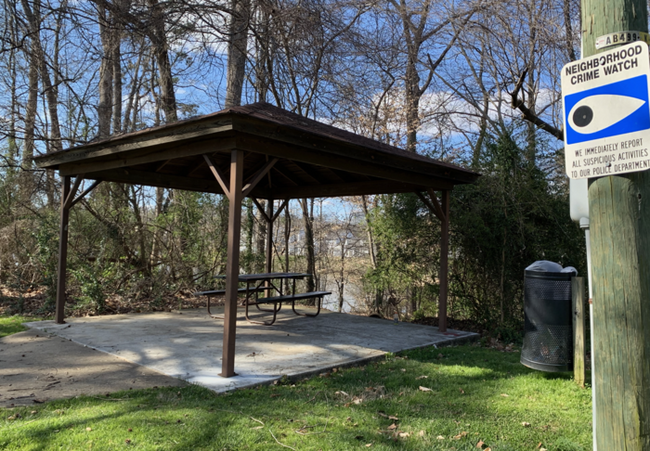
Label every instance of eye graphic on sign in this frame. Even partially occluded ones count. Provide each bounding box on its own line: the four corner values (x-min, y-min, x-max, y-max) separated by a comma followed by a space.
568, 94, 646, 134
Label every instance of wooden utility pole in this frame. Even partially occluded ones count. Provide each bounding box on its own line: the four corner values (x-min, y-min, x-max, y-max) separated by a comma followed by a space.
572, 277, 586, 388
582, 0, 650, 448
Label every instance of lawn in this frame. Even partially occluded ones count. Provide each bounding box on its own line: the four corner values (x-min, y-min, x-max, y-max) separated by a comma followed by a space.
1, 341, 592, 450
0, 315, 40, 338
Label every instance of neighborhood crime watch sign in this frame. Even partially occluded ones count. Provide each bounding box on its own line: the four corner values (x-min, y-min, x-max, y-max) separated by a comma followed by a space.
562, 42, 650, 179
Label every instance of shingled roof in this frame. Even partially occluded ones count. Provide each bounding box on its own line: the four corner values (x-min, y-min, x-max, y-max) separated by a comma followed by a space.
34, 102, 479, 199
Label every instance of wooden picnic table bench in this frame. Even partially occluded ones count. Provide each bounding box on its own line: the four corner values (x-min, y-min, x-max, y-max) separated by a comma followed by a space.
246, 290, 331, 324
193, 273, 330, 325
192, 287, 266, 318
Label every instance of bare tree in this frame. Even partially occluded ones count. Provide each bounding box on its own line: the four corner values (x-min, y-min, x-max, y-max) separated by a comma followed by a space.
225, 0, 251, 107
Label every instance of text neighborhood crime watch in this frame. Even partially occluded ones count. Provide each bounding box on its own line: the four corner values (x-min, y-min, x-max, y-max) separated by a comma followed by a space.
562, 43, 650, 179
566, 44, 643, 85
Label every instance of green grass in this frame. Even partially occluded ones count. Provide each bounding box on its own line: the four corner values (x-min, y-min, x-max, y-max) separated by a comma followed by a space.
0, 315, 39, 338
1, 344, 591, 450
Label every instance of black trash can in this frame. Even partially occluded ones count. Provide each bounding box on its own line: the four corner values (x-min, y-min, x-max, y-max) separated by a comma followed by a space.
521, 270, 573, 372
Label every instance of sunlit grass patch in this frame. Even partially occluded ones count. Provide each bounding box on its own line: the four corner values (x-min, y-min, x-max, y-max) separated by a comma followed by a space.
1, 344, 592, 450
0, 315, 41, 338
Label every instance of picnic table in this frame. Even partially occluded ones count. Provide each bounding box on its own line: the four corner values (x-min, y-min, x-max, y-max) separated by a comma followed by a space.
194, 272, 330, 325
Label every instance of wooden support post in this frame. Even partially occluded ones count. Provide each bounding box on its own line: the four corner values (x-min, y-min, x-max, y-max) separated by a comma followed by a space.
438, 190, 450, 333
221, 150, 244, 378
266, 199, 274, 273
55, 176, 71, 324
572, 277, 585, 388
265, 199, 274, 297
581, 0, 650, 447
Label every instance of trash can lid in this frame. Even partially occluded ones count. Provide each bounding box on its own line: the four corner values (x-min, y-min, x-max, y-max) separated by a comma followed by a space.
525, 260, 563, 272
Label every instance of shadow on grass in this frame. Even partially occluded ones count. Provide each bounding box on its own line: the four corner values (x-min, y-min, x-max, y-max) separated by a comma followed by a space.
1, 385, 247, 451
2, 345, 593, 451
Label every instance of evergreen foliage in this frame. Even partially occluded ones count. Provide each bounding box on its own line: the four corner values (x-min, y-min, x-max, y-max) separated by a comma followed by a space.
362, 130, 585, 332
450, 132, 585, 328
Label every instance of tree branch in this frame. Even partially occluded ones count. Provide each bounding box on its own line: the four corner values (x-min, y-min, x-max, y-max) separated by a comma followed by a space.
510, 69, 563, 141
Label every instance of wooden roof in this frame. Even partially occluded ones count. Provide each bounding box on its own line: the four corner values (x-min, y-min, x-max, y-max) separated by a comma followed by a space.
34, 103, 479, 199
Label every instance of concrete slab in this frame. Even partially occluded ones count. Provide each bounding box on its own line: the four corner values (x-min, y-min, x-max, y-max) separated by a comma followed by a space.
0, 329, 187, 407
25, 308, 478, 393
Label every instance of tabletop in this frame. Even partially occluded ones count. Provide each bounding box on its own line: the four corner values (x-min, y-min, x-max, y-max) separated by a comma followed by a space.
216, 272, 311, 282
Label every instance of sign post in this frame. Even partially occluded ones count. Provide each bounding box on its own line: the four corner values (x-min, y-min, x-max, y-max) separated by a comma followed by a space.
578, 0, 650, 448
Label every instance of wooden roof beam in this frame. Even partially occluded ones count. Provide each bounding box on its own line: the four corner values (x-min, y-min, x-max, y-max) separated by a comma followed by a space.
242, 158, 278, 197
236, 134, 456, 188
256, 180, 448, 199
288, 160, 323, 185
87, 168, 226, 195
233, 117, 477, 184
270, 163, 299, 186
58, 138, 236, 177
36, 122, 234, 168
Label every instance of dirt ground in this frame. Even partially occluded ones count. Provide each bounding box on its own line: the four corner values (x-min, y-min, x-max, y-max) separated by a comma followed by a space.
0, 328, 187, 408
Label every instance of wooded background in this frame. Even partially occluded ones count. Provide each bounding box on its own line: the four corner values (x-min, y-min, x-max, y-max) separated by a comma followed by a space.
0, 0, 586, 334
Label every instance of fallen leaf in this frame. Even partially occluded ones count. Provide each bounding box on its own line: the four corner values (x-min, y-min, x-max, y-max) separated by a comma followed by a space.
437, 435, 445, 440
415, 375, 428, 380
388, 423, 398, 430
377, 411, 399, 421
459, 388, 465, 394
365, 444, 372, 447
476, 440, 484, 448
500, 393, 509, 397
522, 422, 531, 427
251, 426, 263, 430
400, 368, 406, 372
398, 432, 411, 438
453, 431, 468, 440
419, 386, 433, 392
86, 427, 92, 432
335, 391, 349, 397
418, 430, 425, 437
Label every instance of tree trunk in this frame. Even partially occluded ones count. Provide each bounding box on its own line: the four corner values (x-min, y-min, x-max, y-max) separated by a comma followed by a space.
253, 1, 270, 102
255, 200, 267, 273
147, 0, 177, 123
284, 203, 291, 292
225, 0, 251, 107
21, 11, 39, 204
112, 0, 125, 134
300, 198, 316, 293
6, 1, 19, 171
97, 1, 114, 138
20, 0, 63, 206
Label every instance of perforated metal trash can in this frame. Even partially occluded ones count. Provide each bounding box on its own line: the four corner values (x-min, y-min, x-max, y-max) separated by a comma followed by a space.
521, 270, 573, 372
